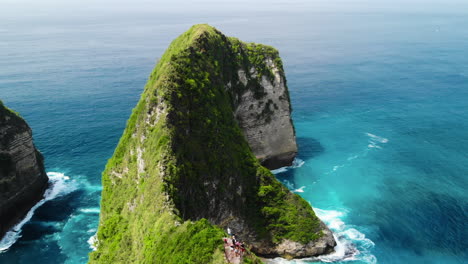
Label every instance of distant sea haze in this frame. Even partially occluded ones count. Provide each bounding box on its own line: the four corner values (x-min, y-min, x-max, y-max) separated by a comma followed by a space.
1, 1, 467, 263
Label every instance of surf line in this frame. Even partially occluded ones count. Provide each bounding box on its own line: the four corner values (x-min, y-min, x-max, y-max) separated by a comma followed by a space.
0, 172, 75, 252
269, 159, 377, 263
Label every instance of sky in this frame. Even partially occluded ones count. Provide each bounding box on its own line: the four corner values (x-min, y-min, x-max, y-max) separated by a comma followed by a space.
2, 0, 468, 19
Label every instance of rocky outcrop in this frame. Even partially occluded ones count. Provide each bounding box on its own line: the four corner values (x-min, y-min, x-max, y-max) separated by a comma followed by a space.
0, 101, 48, 239
90, 24, 334, 264
252, 222, 335, 258
232, 56, 297, 170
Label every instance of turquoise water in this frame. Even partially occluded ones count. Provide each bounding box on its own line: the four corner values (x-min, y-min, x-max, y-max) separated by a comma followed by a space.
1, 1, 467, 263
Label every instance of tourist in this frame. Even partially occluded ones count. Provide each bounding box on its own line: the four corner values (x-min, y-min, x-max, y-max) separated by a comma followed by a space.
240, 243, 246, 256
234, 245, 240, 257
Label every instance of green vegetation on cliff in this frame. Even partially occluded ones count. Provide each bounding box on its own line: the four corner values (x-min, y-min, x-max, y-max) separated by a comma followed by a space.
90, 24, 322, 264
0, 100, 22, 119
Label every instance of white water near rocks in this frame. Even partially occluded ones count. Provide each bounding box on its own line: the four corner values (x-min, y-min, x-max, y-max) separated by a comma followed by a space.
313, 208, 376, 264
271, 158, 305, 174
87, 234, 98, 251
270, 159, 376, 264
265, 207, 376, 264
0, 172, 75, 252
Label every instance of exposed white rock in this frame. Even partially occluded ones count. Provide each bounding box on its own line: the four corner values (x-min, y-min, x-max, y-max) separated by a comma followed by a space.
231, 58, 297, 169
136, 146, 145, 176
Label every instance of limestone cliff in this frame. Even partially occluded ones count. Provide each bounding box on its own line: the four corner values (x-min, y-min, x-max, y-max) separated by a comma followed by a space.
229, 41, 297, 170
0, 101, 49, 239
90, 25, 335, 264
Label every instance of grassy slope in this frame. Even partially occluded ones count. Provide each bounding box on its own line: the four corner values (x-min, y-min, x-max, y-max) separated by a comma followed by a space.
89, 24, 321, 264
0, 100, 23, 119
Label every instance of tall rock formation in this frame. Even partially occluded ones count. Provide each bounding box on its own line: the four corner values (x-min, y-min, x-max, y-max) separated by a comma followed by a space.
230, 41, 297, 170
0, 101, 49, 239
90, 24, 335, 264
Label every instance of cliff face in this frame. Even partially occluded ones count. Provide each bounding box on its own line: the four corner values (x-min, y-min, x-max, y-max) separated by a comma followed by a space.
229, 42, 297, 170
0, 101, 48, 239
90, 25, 335, 264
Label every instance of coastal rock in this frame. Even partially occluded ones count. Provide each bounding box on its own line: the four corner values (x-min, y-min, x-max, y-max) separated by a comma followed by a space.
0, 101, 48, 239
232, 58, 297, 170
252, 222, 336, 258
90, 24, 335, 263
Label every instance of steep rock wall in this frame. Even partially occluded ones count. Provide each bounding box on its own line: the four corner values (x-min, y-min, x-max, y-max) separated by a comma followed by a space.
230, 45, 297, 170
0, 101, 48, 239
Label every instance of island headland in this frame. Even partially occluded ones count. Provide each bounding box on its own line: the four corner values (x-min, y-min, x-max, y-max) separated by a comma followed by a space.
89, 24, 335, 264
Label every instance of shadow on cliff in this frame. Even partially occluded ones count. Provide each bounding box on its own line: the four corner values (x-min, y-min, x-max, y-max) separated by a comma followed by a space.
274, 137, 325, 187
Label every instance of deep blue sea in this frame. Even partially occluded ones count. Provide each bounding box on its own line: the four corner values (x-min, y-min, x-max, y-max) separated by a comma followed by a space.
1, 1, 467, 263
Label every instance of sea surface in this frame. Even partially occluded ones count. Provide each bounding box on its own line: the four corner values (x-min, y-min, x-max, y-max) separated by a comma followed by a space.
1, 1, 467, 263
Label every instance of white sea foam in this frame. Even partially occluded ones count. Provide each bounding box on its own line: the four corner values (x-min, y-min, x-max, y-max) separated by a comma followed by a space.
88, 233, 98, 251
79, 208, 101, 214
365, 132, 388, 150
271, 158, 305, 174
293, 186, 306, 193
271, 167, 288, 174
291, 158, 305, 168
0, 172, 76, 252
314, 208, 376, 264
315, 208, 346, 231
365, 133, 388, 144
266, 208, 376, 264
367, 144, 382, 149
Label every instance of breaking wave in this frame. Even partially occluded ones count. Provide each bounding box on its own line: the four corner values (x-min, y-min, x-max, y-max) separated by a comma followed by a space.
366, 132, 388, 149
293, 186, 306, 193
88, 233, 98, 251
313, 208, 376, 263
271, 158, 305, 174
365, 133, 388, 144
0, 172, 76, 252
79, 208, 101, 214
265, 208, 376, 264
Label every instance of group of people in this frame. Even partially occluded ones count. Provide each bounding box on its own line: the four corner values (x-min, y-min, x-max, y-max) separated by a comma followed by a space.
224, 234, 246, 258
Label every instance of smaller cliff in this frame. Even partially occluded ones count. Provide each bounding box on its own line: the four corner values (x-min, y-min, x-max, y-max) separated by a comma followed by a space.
0, 101, 49, 239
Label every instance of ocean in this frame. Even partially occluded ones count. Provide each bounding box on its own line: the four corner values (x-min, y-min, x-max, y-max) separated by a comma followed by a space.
0, 1, 467, 263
